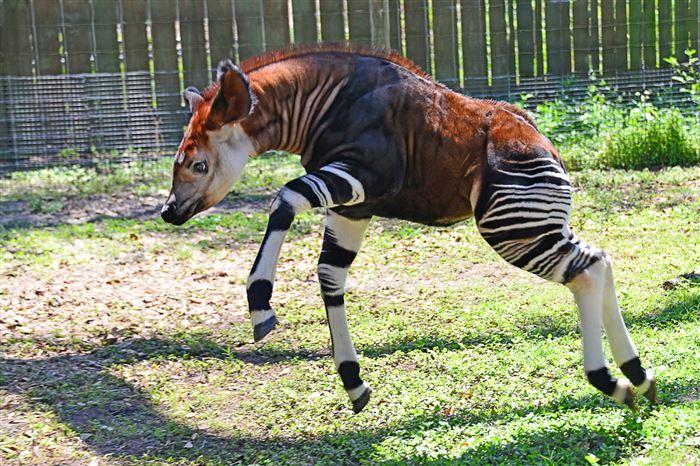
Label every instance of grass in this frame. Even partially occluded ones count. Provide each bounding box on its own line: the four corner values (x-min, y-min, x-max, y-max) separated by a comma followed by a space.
1, 153, 699, 465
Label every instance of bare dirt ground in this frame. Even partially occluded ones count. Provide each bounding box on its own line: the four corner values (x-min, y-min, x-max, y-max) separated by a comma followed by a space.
0, 190, 269, 229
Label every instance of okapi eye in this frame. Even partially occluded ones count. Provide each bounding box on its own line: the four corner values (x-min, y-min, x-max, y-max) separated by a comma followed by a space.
193, 161, 208, 174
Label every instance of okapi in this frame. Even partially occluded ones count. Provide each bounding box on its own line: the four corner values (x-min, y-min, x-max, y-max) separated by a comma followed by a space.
161, 45, 656, 414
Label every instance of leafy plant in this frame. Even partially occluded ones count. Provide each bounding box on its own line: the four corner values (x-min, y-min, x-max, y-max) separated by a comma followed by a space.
598, 108, 699, 169
664, 49, 700, 104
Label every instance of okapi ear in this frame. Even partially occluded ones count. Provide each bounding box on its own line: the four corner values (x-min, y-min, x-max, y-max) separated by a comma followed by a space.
207, 60, 254, 128
182, 87, 203, 113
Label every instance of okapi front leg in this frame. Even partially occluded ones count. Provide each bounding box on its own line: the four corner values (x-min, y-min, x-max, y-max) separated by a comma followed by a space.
318, 211, 371, 413
247, 162, 366, 342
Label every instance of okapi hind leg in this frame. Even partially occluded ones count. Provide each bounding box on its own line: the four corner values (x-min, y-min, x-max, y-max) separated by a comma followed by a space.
318, 211, 371, 413
601, 254, 657, 403
474, 151, 653, 409
566, 258, 636, 409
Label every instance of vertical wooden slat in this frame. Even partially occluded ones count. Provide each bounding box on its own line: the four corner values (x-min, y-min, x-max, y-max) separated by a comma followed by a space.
235, 0, 265, 59
292, 0, 319, 44
34, 0, 63, 75
517, 0, 536, 77
347, 0, 372, 46
601, 0, 615, 71
642, 0, 656, 68
0, 0, 9, 163
675, 0, 689, 57
92, 0, 120, 73
545, 0, 571, 75
461, 0, 487, 92
151, 0, 182, 147
613, 0, 627, 70
404, 0, 429, 71
490, 0, 514, 79
589, 0, 599, 71
628, 0, 643, 70
388, 0, 401, 50
122, 0, 149, 71
1, 0, 33, 164
319, 0, 345, 41
62, 0, 94, 73
180, 0, 209, 88
432, 0, 458, 86
208, 0, 235, 68
263, 0, 290, 50
658, 0, 672, 65
507, 0, 516, 82
572, 0, 589, 72
1, 0, 34, 75
534, 0, 544, 75
689, 0, 698, 53
369, 0, 391, 47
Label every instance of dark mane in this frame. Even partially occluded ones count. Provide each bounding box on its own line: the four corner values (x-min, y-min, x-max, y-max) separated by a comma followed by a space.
239, 43, 432, 80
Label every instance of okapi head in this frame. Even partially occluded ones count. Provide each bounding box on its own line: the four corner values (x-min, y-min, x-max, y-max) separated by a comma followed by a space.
161, 60, 256, 225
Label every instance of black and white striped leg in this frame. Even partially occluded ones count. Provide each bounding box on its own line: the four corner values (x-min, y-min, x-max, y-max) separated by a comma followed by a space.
601, 255, 656, 403
475, 154, 644, 408
318, 211, 371, 413
567, 259, 636, 409
247, 162, 366, 342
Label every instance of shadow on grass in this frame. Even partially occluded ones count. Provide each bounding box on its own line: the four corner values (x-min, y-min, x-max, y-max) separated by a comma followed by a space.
0, 192, 273, 232
3, 286, 696, 370
362, 287, 699, 359
1, 334, 697, 464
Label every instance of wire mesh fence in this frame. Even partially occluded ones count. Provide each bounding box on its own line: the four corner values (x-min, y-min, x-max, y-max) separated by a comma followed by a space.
1, 0, 698, 174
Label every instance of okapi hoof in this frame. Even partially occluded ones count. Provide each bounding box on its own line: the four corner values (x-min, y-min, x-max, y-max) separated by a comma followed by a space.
622, 386, 637, 411
612, 379, 637, 411
253, 315, 278, 342
642, 379, 658, 404
352, 387, 372, 414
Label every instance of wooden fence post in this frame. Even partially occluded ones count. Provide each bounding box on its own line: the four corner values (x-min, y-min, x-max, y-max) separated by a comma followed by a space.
432, 0, 459, 87
404, 0, 430, 72
628, 0, 643, 70
1, 0, 34, 166
235, 0, 265, 60
63, 0, 94, 74
642, 0, 656, 68
34, 0, 63, 75
658, 0, 672, 66
208, 0, 236, 73
518, 0, 537, 77
151, 1, 182, 150
180, 0, 209, 89
545, 0, 571, 75
461, 0, 488, 94
370, 0, 391, 48
292, 0, 319, 44
263, 0, 290, 50
347, 0, 371, 46
319, 0, 345, 42
675, 0, 689, 58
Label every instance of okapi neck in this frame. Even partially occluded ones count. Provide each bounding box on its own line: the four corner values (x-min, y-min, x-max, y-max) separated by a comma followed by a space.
240, 64, 350, 159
